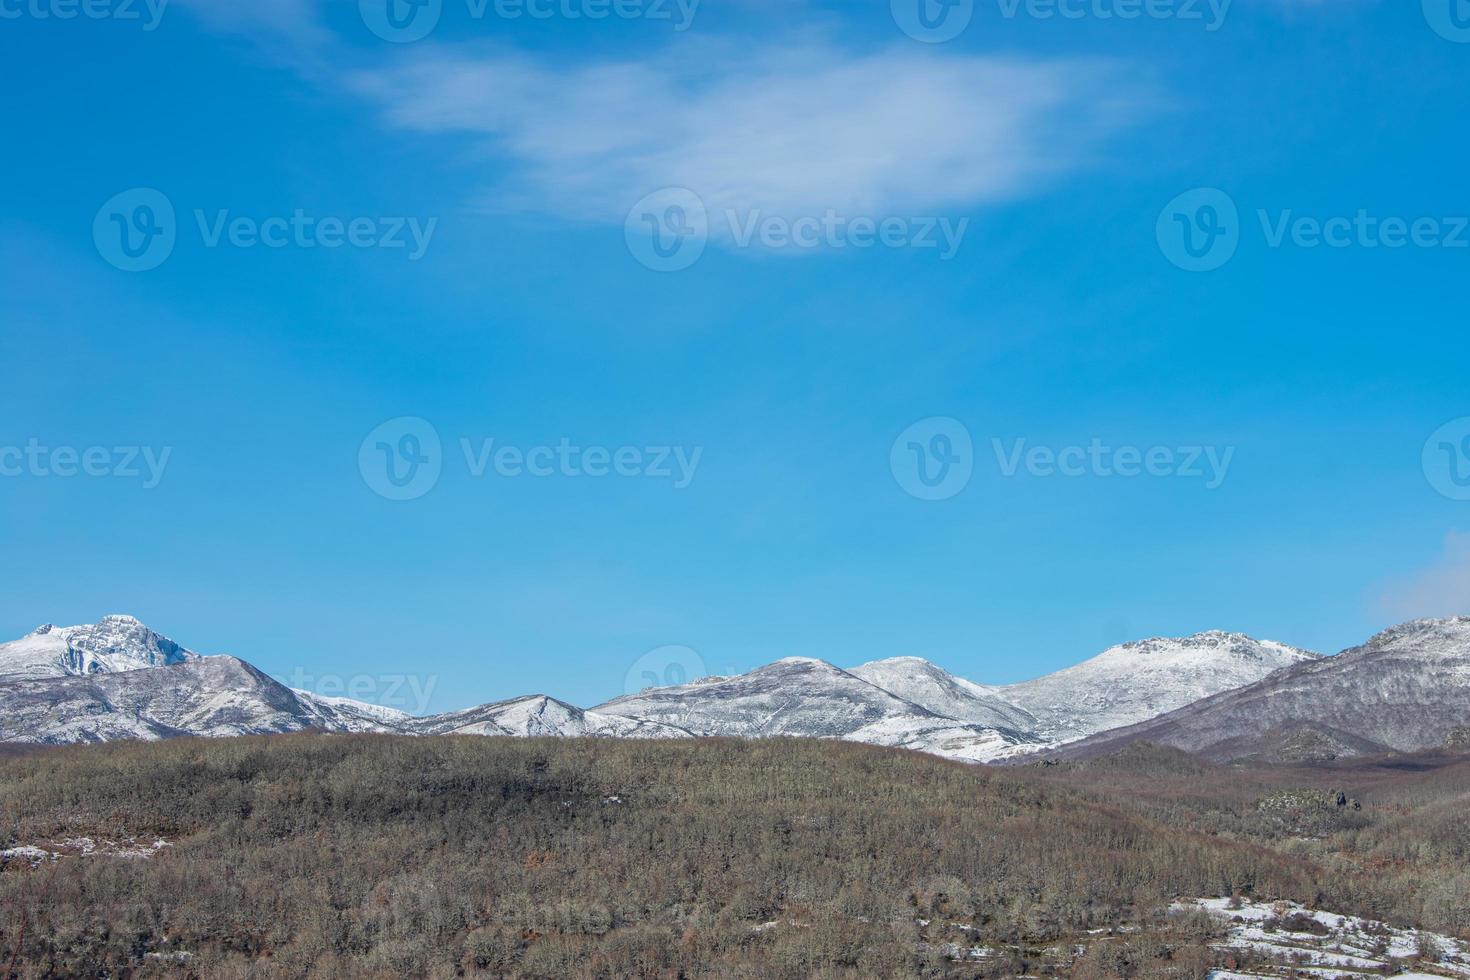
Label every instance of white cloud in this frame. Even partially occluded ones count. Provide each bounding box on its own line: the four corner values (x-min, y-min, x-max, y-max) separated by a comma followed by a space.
345, 43, 1155, 229
1378, 532, 1470, 621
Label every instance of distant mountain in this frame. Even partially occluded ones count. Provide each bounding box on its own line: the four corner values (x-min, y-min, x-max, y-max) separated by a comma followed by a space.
0, 615, 199, 680
411, 695, 692, 740
1053, 618, 1470, 762
1000, 631, 1321, 744
293, 690, 417, 734
0, 656, 350, 744
849, 656, 1038, 731
593, 657, 1041, 762
5, 615, 1461, 767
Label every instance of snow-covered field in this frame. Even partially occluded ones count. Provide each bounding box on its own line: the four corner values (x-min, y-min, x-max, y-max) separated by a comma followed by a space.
1174, 897, 1470, 979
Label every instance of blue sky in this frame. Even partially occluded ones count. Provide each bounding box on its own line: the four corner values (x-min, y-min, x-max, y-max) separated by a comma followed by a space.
2, 0, 1469, 713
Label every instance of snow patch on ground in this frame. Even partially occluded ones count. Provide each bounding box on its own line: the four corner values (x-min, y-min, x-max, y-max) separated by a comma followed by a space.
1174, 897, 1470, 978
1, 836, 172, 865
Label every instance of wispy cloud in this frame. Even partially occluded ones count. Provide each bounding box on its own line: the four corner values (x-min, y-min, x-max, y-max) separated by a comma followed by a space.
1378, 532, 1470, 621
345, 42, 1156, 229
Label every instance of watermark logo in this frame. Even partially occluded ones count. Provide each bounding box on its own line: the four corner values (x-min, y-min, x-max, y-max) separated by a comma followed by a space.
892, 0, 973, 42
460, 437, 702, 487
625, 188, 969, 271
994, 0, 1230, 30
93, 188, 176, 273
1157, 187, 1239, 272
625, 187, 708, 272
0, 0, 169, 29
726, 211, 968, 258
359, 417, 443, 501
1424, 417, 1470, 501
361, 0, 697, 42
1423, 0, 1470, 42
623, 644, 707, 696
891, 417, 974, 501
1257, 209, 1469, 251
94, 189, 438, 272
992, 438, 1234, 488
359, 0, 442, 41
284, 667, 438, 715
1159, 188, 1470, 271
359, 422, 703, 500
888, 422, 1236, 498
0, 440, 172, 488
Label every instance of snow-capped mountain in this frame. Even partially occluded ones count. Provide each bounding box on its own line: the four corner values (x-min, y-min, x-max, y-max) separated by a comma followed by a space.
410, 695, 692, 740
2, 615, 1462, 766
293, 691, 417, 734
596, 657, 932, 738
593, 657, 1041, 762
849, 656, 1038, 731
0, 656, 349, 744
0, 615, 199, 681
999, 631, 1321, 744
1055, 618, 1470, 762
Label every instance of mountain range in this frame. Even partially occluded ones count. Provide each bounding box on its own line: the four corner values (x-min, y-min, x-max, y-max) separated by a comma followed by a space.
1053, 617, 1470, 762
0, 614, 1465, 763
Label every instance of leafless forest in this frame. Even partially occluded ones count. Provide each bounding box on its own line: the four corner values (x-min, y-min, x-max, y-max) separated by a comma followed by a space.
2, 735, 1469, 978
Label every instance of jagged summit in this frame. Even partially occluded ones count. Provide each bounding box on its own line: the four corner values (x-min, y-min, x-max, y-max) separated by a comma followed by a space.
1343, 617, 1470, 659
0, 615, 200, 681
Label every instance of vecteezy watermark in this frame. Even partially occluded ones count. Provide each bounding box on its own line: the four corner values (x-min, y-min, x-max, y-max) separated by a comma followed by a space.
891, 418, 1236, 499
891, 0, 973, 42
359, 417, 704, 501
891, 0, 1229, 41
992, 438, 1235, 489
1424, 417, 1470, 501
283, 667, 439, 715
461, 438, 703, 487
1156, 187, 1240, 272
359, 0, 698, 43
0, 0, 168, 29
93, 188, 438, 272
1158, 187, 1470, 271
624, 187, 969, 272
93, 188, 176, 272
0, 440, 172, 488
1423, 0, 1470, 43
359, 417, 444, 501
994, 0, 1230, 29
890, 417, 975, 501
624, 188, 708, 273
622, 644, 707, 696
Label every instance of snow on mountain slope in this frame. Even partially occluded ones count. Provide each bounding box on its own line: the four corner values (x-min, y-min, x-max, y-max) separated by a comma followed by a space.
0, 656, 333, 744
593, 657, 1037, 762
849, 656, 1038, 731
11, 616, 1457, 767
412, 695, 692, 739
1001, 631, 1321, 744
0, 615, 199, 681
1056, 618, 1470, 761
841, 715, 1043, 763
594, 657, 948, 738
294, 691, 416, 734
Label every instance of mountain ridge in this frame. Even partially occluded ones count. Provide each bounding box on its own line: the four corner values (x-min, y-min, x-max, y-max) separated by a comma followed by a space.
0, 615, 1462, 765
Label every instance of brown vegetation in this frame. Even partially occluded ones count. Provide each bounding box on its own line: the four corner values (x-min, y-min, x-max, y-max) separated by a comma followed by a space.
0, 735, 1466, 978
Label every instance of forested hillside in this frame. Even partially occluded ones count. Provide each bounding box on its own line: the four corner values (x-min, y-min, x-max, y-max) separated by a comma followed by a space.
1, 735, 1468, 978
